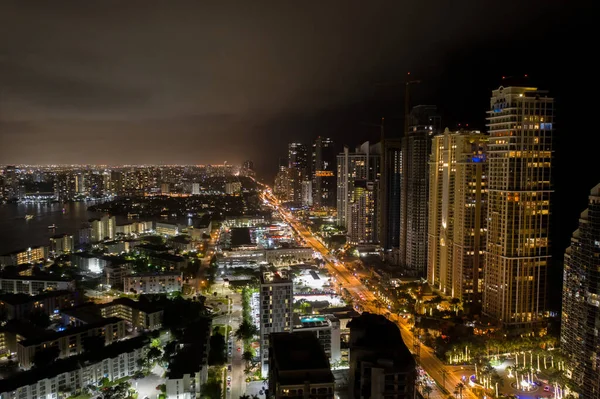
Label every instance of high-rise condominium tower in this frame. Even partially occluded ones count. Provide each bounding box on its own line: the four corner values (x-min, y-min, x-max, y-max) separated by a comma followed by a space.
336, 141, 381, 243
400, 105, 440, 276
380, 134, 403, 254
260, 270, 293, 375
428, 129, 487, 307
312, 137, 336, 208
561, 183, 600, 399
288, 142, 308, 204
483, 86, 553, 329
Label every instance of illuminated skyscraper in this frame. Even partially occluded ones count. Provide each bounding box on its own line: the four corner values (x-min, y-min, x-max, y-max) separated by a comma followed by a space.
428, 129, 487, 307
380, 135, 402, 255
400, 105, 440, 276
349, 180, 377, 243
336, 141, 381, 242
483, 86, 553, 329
312, 137, 336, 208
561, 183, 600, 398
288, 142, 308, 204
260, 270, 293, 375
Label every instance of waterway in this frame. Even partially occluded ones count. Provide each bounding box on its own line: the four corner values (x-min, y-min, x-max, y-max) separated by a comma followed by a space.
0, 201, 108, 254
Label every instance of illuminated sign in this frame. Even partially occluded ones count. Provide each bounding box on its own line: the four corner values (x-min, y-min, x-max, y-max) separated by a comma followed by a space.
315, 171, 334, 177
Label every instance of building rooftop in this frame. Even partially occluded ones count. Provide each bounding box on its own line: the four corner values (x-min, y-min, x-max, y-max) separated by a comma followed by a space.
0, 335, 149, 393
348, 312, 415, 371
293, 314, 337, 329
0, 246, 46, 257
100, 297, 162, 314
260, 270, 291, 284
169, 235, 192, 244
230, 227, 252, 247
61, 303, 105, 324
0, 274, 71, 283
126, 271, 181, 278
150, 253, 186, 262
0, 290, 71, 306
19, 317, 123, 347
270, 331, 333, 385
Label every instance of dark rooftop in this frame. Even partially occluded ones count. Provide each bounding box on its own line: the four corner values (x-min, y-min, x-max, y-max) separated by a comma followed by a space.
19, 317, 123, 347
0, 290, 71, 306
150, 253, 186, 262
0, 320, 46, 340
348, 312, 415, 370
0, 274, 71, 283
0, 335, 149, 393
230, 227, 252, 247
169, 235, 192, 244
270, 332, 333, 385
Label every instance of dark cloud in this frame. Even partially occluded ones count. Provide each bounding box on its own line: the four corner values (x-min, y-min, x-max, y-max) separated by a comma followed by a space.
0, 0, 581, 172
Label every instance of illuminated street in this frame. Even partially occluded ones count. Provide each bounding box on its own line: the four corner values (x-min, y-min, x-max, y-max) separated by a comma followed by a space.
261, 188, 477, 399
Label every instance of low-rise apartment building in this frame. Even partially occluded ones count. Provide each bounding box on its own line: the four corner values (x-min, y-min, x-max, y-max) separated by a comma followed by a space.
0, 276, 74, 295
0, 336, 148, 399
17, 317, 127, 369
123, 272, 182, 294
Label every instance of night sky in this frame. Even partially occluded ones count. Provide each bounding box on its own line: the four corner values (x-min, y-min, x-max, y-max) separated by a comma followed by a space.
0, 1, 596, 303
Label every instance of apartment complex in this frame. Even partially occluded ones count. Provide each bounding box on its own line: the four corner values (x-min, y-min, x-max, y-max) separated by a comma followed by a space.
483, 86, 553, 329
428, 129, 487, 306
0, 276, 74, 295
123, 272, 182, 294
337, 142, 381, 243
260, 270, 293, 375
561, 183, 600, 399
400, 105, 440, 276
17, 317, 127, 369
0, 246, 47, 267
0, 337, 147, 399
312, 137, 336, 208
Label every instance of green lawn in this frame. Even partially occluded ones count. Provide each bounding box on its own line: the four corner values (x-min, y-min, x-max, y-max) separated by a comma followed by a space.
67, 394, 91, 399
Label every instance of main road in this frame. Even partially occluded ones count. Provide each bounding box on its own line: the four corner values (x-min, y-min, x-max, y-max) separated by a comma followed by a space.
262, 189, 476, 399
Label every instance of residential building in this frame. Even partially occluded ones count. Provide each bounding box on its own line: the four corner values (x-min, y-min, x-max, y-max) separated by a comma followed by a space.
483, 86, 553, 329
49, 234, 75, 255
103, 263, 133, 290
100, 298, 163, 330
191, 183, 201, 195
268, 332, 335, 399
260, 270, 293, 375
293, 314, 341, 363
155, 221, 179, 237
150, 253, 187, 271
17, 317, 127, 369
380, 134, 403, 257
0, 246, 47, 267
561, 183, 600, 398
168, 235, 194, 252
123, 272, 182, 294
225, 181, 242, 195
400, 105, 440, 276
312, 137, 336, 208
0, 275, 74, 295
349, 180, 378, 244
0, 290, 73, 320
336, 141, 381, 241
71, 252, 110, 273
289, 142, 309, 204
89, 215, 116, 242
161, 183, 170, 194
348, 313, 416, 399
301, 180, 313, 207
428, 129, 487, 307
0, 336, 148, 399
165, 319, 211, 399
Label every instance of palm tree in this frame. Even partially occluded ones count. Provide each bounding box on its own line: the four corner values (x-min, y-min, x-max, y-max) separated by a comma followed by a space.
239, 395, 251, 399
455, 382, 465, 399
